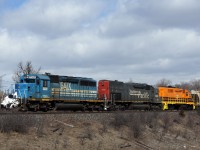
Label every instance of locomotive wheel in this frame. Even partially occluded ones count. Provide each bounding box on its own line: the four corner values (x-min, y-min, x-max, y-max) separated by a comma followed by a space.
98, 106, 103, 111
82, 106, 87, 112
43, 106, 48, 112
33, 107, 38, 112
179, 105, 187, 110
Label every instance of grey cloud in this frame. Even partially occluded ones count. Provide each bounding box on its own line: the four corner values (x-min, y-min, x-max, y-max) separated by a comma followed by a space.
98, 0, 200, 39
1, 0, 200, 87
121, 0, 200, 29
1, 0, 105, 38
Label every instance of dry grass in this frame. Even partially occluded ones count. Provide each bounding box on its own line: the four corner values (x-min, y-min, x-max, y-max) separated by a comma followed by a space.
0, 111, 200, 150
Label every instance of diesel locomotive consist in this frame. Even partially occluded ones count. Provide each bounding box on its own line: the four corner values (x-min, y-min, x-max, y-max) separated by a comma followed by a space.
14, 73, 196, 111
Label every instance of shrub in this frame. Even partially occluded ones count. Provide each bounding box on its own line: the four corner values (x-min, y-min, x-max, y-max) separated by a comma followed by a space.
161, 113, 171, 131
179, 109, 185, 117
128, 114, 143, 139
0, 115, 38, 134
111, 113, 129, 129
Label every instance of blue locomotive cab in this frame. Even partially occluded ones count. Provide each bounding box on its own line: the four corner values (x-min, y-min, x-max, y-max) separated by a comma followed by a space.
15, 74, 50, 100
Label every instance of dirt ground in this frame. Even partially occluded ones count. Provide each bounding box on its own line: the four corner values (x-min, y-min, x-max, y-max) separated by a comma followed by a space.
0, 111, 200, 150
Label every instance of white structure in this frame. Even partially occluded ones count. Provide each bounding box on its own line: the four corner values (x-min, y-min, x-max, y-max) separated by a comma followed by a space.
191, 90, 200, 108
1, 92, 19, 109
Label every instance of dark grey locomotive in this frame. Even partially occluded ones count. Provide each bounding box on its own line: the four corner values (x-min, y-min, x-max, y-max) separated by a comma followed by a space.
98, 80, 161, 110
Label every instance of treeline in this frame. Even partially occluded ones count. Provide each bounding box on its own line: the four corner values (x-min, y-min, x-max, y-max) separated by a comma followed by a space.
156, 78, 200, 90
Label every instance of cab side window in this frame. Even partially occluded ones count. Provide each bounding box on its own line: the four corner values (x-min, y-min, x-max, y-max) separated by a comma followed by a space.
43, 80, 48, 87
37, 79, 40, 85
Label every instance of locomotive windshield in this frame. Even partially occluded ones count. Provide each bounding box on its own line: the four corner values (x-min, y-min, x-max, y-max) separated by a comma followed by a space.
24, 79, 35, 83
22, 75, 37, 83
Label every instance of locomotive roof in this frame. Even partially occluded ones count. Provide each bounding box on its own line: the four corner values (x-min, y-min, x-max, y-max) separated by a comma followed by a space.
22, 74, 96, 83
54, 75, 94, 80
99, 79, 151, 86
36, 74, 50, 80
45, 74, 96, 82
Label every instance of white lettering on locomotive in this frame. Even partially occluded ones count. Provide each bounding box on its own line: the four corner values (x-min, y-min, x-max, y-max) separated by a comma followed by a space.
24, 76, 36, 79
129, 90, 149, 99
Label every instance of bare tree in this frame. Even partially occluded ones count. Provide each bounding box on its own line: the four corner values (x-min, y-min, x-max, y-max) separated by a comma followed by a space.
13, 61, 41, 82
190, 79, 200, 90
175, 82, 191, 90
156, 78, 172, 87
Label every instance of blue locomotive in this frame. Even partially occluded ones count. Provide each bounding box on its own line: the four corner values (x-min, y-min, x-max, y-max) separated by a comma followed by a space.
15, 73, 98, 111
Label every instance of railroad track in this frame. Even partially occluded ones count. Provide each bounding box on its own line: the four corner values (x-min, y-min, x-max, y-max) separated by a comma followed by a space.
0, 108, 196, 115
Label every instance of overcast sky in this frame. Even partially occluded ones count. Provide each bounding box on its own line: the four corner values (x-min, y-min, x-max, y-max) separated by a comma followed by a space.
1, 0, 200, 89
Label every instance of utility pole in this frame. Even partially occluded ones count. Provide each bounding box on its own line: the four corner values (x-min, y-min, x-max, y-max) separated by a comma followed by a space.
0, 74, 6, 92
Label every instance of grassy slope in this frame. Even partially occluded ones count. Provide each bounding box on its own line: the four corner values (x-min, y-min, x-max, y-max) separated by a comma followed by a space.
0, 111, 200, 150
